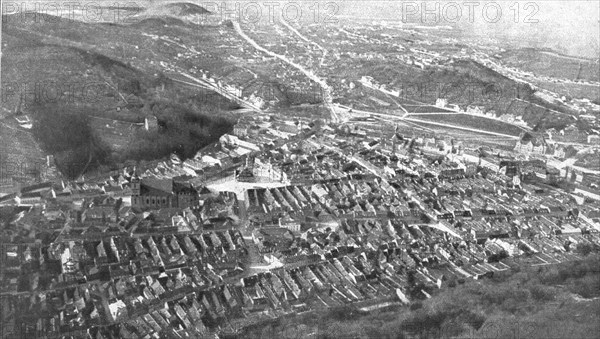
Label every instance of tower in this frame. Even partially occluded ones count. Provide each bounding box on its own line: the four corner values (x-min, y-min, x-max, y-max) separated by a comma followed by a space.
131, 176, 140, 196
130, 176, 141, 207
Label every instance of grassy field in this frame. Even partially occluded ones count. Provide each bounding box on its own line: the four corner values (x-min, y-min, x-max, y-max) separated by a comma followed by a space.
403, 105, 455, 114
407, 113, 525, 136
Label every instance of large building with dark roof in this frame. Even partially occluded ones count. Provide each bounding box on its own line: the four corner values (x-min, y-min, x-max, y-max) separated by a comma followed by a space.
131, 177, 198, 209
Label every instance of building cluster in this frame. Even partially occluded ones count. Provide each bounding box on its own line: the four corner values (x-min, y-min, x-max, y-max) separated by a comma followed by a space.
1, 108, 599, 338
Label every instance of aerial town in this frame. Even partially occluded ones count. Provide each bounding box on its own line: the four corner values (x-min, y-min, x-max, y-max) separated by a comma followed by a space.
1, 1, 599, 338
2, 106, 599, 337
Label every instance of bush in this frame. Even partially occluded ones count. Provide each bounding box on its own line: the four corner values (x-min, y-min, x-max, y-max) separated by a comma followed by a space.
575, 243, 596, 256
409, 301, 423, 311
487, 250, 509, 263
567, 274, 600, 298
529, 285, 555, 301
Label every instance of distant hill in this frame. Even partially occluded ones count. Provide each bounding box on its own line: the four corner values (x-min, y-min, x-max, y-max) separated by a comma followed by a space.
356, 56, 582, 131
499, 48, 600, 83
163, 2, 211, 15
135, 2, 211, 24
131, 16, 188, 29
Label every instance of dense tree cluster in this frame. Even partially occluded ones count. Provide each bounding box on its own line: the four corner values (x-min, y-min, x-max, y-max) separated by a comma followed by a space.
120, 101, 233, 162
32, 104, 111, 178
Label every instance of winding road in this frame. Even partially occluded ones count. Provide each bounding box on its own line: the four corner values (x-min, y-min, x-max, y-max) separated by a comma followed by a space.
232, 21, 341, 123
279, 17, 329, 67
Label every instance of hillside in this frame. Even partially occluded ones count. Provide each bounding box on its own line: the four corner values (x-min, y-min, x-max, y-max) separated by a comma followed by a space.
240, 254, 600, 339
1, 12, 236, 178
499, 48, 600, 83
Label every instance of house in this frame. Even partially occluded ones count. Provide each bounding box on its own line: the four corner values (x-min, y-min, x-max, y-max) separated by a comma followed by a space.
550, 145, 566, 158
252, 227, 295, 253
219, 134, 260, 152
514, 132, 546, 155
514, 140, 532, 153
499, 114, 516, 123
233, 126, 248, 137
84, 203, 118, 223
275, 122, 299, 134
17, 192, 43, 206
279, 216, 301, 233
466, 105, 484, 115
439, 165, 465, 179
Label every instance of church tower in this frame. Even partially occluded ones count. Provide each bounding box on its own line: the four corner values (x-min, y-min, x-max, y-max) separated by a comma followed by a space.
130, 176, 141, 203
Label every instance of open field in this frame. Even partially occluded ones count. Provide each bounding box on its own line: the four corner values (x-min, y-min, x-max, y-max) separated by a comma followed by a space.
404, 105, 456, 114
406, 113, 525, 137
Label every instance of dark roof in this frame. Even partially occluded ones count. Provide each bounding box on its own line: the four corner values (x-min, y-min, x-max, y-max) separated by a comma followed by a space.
254, 227, 294, 240
21, 182, 53, 194
104, 185, 123, 192
140, 178, 173, 196
198, 186, 212, 195
173, 181, 197, 194
21, 192, 42, 199
521, 132, 545, 146
0, 193, 17, 202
